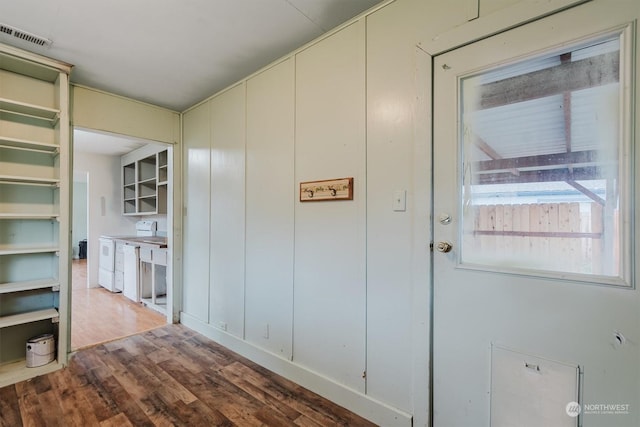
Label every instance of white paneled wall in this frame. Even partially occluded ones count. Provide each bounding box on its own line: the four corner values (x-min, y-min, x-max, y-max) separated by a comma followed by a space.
293, 20, 367, 392
245, 59, 295, 359
209, 84, 246, 337
182, 102, 211, 321
180, 0, 593, 424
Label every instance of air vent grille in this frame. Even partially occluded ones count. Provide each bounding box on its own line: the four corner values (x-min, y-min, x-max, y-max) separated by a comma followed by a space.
0, 23, 52, 47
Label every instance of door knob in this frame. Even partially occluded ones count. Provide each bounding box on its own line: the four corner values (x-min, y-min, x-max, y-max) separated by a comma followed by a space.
436, 241, 453, 253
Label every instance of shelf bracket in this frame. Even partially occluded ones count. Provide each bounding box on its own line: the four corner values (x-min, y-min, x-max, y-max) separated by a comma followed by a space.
51, 315, 59, 324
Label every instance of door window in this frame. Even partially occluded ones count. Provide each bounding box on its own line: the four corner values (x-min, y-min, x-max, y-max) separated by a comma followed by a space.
459, 33, 630, 285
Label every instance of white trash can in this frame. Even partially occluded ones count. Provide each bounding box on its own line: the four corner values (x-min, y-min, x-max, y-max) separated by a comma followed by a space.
26, 334, 55, 368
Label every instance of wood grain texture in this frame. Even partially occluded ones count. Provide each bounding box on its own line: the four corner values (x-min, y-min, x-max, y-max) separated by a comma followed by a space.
71, 259, 166, 350
0, 324, 376, 426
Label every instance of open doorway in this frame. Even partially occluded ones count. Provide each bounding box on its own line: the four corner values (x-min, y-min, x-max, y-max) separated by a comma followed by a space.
71, 128, 170, 350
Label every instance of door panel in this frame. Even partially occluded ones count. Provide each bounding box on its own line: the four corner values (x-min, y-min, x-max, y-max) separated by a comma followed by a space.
433, 2, 639, 426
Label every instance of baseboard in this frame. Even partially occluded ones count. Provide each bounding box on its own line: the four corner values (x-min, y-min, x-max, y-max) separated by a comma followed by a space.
180, 312, 412, 427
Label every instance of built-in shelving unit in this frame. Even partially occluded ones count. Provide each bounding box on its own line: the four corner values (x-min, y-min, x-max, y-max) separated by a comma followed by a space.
0, 308, 59, 329
0, 175, 60, 185
0, 213, 59, 219
0, 136, 59, 153
121, 147, 168, 215
0, 97, 59, 121
0, 278, 60, 294
0, 42, 71, 387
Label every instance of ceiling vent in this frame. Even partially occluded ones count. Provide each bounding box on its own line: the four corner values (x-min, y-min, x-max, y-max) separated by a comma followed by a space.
0, 23, 52, 48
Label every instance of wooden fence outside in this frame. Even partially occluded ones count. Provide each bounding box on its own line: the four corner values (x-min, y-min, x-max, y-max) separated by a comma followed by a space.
463, 202, 609, 275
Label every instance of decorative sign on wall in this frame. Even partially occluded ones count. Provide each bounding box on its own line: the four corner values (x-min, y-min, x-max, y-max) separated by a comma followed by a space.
300, 177, 353, 202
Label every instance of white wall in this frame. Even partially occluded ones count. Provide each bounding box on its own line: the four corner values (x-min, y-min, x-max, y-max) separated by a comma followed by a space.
180, 0, 606, 425
72, 85, 180, 145
74, 151, 137, 286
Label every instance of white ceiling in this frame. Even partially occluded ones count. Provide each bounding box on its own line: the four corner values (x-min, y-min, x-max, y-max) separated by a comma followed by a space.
0, 0, 383, 112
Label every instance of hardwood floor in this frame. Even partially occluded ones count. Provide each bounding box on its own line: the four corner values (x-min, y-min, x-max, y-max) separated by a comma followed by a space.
0, 324, 377, 427
71, 259, 166, 350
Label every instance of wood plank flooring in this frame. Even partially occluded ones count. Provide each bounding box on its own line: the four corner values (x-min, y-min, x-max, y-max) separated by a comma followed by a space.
1, 324, 377, 427
71, 259, 166, 350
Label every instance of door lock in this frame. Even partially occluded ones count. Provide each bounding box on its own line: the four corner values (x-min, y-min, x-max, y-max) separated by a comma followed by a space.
436, 241, 453, 253
438, 213, 452, 225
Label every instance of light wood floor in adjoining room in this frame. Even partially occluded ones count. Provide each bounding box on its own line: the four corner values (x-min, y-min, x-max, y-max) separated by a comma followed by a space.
0, 324, 376, 427
71, 259, 166, 350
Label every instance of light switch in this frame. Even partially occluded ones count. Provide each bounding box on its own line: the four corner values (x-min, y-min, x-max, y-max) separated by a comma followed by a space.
393, 190, 406, 212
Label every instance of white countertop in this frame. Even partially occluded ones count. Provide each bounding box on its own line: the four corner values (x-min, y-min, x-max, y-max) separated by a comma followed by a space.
101, 235, 168, 248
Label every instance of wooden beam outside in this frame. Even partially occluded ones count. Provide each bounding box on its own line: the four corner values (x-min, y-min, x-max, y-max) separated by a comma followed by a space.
473, 166, 603, 185
566, 180, 605, 206
472, 230, 601, 239
478, 51, 619, 110
473, 150, 599, 172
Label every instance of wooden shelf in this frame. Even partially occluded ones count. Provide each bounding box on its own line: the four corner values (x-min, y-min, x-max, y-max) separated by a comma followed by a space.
0, 213, 59, 219
0, 278, 59, 294
122, 147, 168, 215
0, 246, 59, 256
0, 42, 69, 387
0, 97, 59, 122
0, 308, 58, 329
0, 359, 61, 388
0, 136, 58, 153
0, 175, 59, 186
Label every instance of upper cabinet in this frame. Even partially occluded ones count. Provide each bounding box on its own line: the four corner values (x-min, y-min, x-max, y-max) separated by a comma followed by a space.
0, 43, 71, 387
121, 145, 168, 216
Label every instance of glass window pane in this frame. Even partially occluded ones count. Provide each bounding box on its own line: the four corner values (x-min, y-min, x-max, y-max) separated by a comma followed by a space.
459, 35, 626, 281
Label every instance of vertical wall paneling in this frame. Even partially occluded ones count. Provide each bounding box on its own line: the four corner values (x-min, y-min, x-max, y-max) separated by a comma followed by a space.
294, 21, 367, 392
245, 59, 295, 359
181, 102, 211, 322
178, 1, 603, 424
209, 85, 246, 338
365, 0, 470, 419
366, 4, 418, 411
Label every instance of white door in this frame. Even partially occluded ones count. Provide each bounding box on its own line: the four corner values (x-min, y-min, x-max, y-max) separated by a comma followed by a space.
433, 2, 639, 426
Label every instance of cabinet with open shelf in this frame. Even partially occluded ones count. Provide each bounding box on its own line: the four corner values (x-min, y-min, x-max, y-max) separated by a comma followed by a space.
0, 43, 70, 387
121, 146, 168, 215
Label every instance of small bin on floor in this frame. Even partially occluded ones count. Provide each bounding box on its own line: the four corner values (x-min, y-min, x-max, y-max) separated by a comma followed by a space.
79, 239, 87, 259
